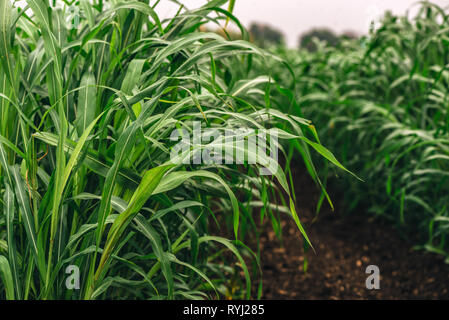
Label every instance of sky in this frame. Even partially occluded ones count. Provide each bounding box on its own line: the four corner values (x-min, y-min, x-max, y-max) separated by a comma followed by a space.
155, 0, 449, 47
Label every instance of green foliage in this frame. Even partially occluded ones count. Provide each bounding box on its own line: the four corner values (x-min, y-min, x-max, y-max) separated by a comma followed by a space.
0, 0, 343, 299
270, 2, 449, 260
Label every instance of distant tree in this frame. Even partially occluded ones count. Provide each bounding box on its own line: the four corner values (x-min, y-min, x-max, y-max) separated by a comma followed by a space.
298, 28, 339, 51
340, 30, 359, 40
249, 23, 285, 48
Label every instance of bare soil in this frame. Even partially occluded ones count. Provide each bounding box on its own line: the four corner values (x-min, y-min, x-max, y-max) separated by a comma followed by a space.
259, 166, 449, 300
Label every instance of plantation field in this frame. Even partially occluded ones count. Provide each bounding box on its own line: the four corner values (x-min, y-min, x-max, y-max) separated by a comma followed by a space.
0, 0, 448, 300
252, 1, 449, 298
0, 0, 345, 300
275, 2, 449, 260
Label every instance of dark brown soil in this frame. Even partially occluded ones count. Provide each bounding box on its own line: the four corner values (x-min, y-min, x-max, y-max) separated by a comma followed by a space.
259, 167, 449, 300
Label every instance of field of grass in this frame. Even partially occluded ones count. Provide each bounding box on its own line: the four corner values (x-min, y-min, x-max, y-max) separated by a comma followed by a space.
0, 0, 348, 299
1, 0, 448, 301
263, 2, 449, 261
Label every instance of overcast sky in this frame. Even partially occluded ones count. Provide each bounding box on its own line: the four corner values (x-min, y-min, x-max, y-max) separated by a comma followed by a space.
156, 0, 449, 47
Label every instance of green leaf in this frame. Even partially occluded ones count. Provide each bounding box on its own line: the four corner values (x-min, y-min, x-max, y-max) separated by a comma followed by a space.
4, 184, 21, 299
92, 164, 174, 293
0, 255, 14, 300
75, 72, 97, 135
299, 136, 362, 181
133, 214, 174, 299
